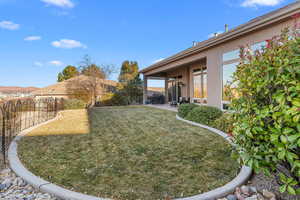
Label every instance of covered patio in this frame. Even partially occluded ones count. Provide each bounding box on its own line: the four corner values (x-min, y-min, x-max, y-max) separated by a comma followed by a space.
142, 57, 207, 106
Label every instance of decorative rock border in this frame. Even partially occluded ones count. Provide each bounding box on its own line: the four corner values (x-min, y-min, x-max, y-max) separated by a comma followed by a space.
0, 168, 58, 200
7, 110, 251, 200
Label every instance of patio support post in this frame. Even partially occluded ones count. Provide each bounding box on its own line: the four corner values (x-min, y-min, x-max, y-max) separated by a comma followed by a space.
143, 75, 148, 104
164, 77, 168, 104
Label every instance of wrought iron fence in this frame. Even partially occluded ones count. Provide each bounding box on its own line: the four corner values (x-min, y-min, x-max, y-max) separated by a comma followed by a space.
0, 98, 64, 165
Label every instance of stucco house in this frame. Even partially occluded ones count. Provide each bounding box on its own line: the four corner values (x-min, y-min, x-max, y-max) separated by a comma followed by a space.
140, 2, 300, 109
32, 75, 117, 100
0, 86, 38, 100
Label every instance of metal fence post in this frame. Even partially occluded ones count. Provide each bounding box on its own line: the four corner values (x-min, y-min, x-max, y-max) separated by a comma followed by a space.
1, 106, 6, 165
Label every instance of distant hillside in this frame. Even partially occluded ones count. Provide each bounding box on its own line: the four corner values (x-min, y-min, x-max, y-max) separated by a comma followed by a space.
148, 87, 164, 92
0, 86, 39, 94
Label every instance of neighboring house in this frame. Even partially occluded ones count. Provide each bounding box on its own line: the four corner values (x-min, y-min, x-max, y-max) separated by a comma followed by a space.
140, 2, 300, 109
0, 86, 38, 100
32, 75, 117, 100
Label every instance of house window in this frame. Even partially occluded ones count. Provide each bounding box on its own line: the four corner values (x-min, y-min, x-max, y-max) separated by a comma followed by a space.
222, 49, 240, 110
167, 76, 182, 103
193, 66, 207, 104
222, 62, 239, 109
222, 49, 240, 62
221, 41, 268, 109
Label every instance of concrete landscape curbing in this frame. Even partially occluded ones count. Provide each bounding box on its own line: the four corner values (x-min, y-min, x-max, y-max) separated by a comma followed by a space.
176, 115, 233, 144
8, 110, 252, 200
175, 115, 252, 200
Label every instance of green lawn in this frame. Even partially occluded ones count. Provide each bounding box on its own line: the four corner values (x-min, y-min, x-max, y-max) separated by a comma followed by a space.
18, 106, 239, 200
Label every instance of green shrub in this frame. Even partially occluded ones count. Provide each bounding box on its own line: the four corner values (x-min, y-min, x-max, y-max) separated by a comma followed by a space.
212, 113, 234, 134
98, 92, 115, 106
230, 29, 300, 195
186, 105, 223, 126
64, 99, 86, 110
98, 92, 129, 106
178, 103, 198, 118
111, 92, 130, 106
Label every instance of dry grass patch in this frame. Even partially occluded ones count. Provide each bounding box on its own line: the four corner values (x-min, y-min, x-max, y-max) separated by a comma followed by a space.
26, 109, 89, 136
19, 106, 239, 200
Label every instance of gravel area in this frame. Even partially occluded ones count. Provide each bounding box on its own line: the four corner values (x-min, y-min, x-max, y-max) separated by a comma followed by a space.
217, 172, 300, 200
249, 173, 300, 200
0, 168, 58, 200
0, 155, 5, 171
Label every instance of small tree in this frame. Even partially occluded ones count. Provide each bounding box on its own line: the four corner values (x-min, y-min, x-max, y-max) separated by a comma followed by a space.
120, 75, 143, 104
66, 55, 116, 106
118, 61, 139, 83
57, 65, 79, 82
230, 28, 300, 195
81, 64, 106, 79
116, 61, 143, 104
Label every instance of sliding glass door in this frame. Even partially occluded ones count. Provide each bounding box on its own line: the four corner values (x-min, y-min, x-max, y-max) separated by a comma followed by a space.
167, 76, 182, 103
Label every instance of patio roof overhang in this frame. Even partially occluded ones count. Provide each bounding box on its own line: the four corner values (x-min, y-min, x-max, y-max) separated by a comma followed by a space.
140, 1, 300, 76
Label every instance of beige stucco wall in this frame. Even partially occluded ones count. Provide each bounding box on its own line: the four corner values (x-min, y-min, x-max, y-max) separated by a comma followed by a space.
146, 18, 295, 108
206, 19, 294, 108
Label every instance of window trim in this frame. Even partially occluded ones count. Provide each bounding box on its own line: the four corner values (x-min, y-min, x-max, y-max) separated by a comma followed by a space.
222, 49, 240, 62
222, 58, 240, 66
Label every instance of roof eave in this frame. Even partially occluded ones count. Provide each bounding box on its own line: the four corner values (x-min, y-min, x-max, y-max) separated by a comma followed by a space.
140, 2, 300, 74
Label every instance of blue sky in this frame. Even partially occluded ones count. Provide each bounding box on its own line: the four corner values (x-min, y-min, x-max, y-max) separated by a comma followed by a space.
0, 0, 295, 88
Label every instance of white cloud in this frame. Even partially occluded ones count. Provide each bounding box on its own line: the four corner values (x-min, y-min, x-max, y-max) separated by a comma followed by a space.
34, 61, 43, 67
24, 36, 42, 41
208, 31, 223, 38
51, 39, 87, 49
241, 0, 284, 7
41, 0, 74, 8
34, 60, 64, 67
153, 58, 164, 64
49, 60, 64, 66
0, 21, 20, 30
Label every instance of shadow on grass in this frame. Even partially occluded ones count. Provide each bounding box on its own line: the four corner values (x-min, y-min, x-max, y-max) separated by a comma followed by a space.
24, 109, 91, 137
